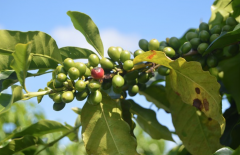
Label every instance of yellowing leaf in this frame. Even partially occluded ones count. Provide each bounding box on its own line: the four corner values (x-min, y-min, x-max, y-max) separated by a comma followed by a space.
81, 92, 138, 155
167, 58, 225, 134
166, 83, 222, 155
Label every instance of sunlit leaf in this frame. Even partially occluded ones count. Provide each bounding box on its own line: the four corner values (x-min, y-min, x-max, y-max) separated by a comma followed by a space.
166, 82, 222, 155
11, 43, 33, 91
129, 99, 173, 141
81, 92, 138, 155
67, 11, 104, 57
0, 30, 62, 71
60, 46, 95, 60
37, 89, 44, 103
0, 85, 23, 115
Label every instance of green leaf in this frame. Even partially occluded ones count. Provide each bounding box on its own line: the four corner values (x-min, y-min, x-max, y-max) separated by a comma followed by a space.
64, 123, 79, 142
120, 99, 136, 138
11, 43, 33, 92
166, 145, 190, 155
139, 84, 170, 112
12, 120, 70, 138
67, 11, 104, 57
0, 85, 23, 115
204, 25, 240, 55
0, 30, 62, 71
219, 54, 240, 114
213, 147, 233, 155
208, 0, 240, 28
232, 146, 240, 155
0, 135, 44, 155
166, 83, 222, 155
0, 70, 14, 80
81, 92, 138, 155
134, 51, 225, 133
129, 99, 173, 141
60, 46, 95, 60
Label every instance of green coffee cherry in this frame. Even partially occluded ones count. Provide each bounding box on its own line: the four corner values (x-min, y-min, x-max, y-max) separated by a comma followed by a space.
112, 75, 125, 88
158, 66, 171, 76
181, 42, 192, 54
100, 57, 115, 70
53, 92, 63, 103
158, 46, 165, 51
116, 46, 124, 54
199, 22, 209, 31
108, 46, 120, 62
197, 43, 209, 55
226, 17, 238, 26
75, 62, 86, 77
138, 39, 149, 51
190, 38, 201, 49
210, 25, 221, 34
134, 49, 145, 57
222, 25, 234, 32
169, 37, 180, 50
207, 55, 218, 68
199, 30, 210, 42
209, 67, 219, 79
57, 73, 67, 82
209, 34, 219, 43
88, 90, 102, 105
160, 41, 168, 47
128, 85, 139, 94
228, 44, 239, 56
123, 60, 134, 71
120, 50, 131, 62
148, 39, 160, 50
113, 86, 122, 94
76, 88, 89, 101
61, 91, 74, 103
88, 79, 101, 92
53, 102, 66, 111
138, 72, 149, 84
163, 47, 175, 58
63, 58, 75, 71
75, 80, 86, 92
68, 67, 80, 80
49, 93, 56, 99
185, 32, 198, 41
88, 54, 100, 67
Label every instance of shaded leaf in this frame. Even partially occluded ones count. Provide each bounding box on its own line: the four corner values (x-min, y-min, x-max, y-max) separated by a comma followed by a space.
166, 144, 191, 155
0, 30, 62, 71
129, 99, 173, 141
64, 123, 79, 142
60, 46, 95, 60
218, 53, 240, 113
0, 135, 44, 155
213, 147, 233, 155
67, 11, 104, 57
120, 99, 136, 138
204, 25, 240, 55
166, 82, 222, 155
0, 70, 14, 80
139, 84, 170, 112
232, 146, 240, 155
81, 91, 138, 155
0, 85, 23, 115
11, 43, 33, 91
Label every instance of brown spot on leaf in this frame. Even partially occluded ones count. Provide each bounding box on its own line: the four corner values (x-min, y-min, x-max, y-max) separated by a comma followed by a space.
195, 87, 200, 94
203, 99, 209, 111
208, 118, 212, 121
147, 50, 157, 59
193, 99, 202, 110
175, 92, 180, 96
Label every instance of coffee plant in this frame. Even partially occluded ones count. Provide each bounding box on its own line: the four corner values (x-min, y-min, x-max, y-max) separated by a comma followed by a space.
1, 0, 240, 154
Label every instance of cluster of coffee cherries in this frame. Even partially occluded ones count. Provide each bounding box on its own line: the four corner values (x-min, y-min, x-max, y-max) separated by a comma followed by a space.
47, 44, 172, 111
138, 16, 240, 78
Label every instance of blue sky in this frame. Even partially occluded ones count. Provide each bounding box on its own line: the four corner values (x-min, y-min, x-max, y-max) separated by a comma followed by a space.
1, 0, 224, 153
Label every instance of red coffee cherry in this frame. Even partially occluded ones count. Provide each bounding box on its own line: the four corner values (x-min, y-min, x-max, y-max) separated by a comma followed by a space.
91, 67, 105, 79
